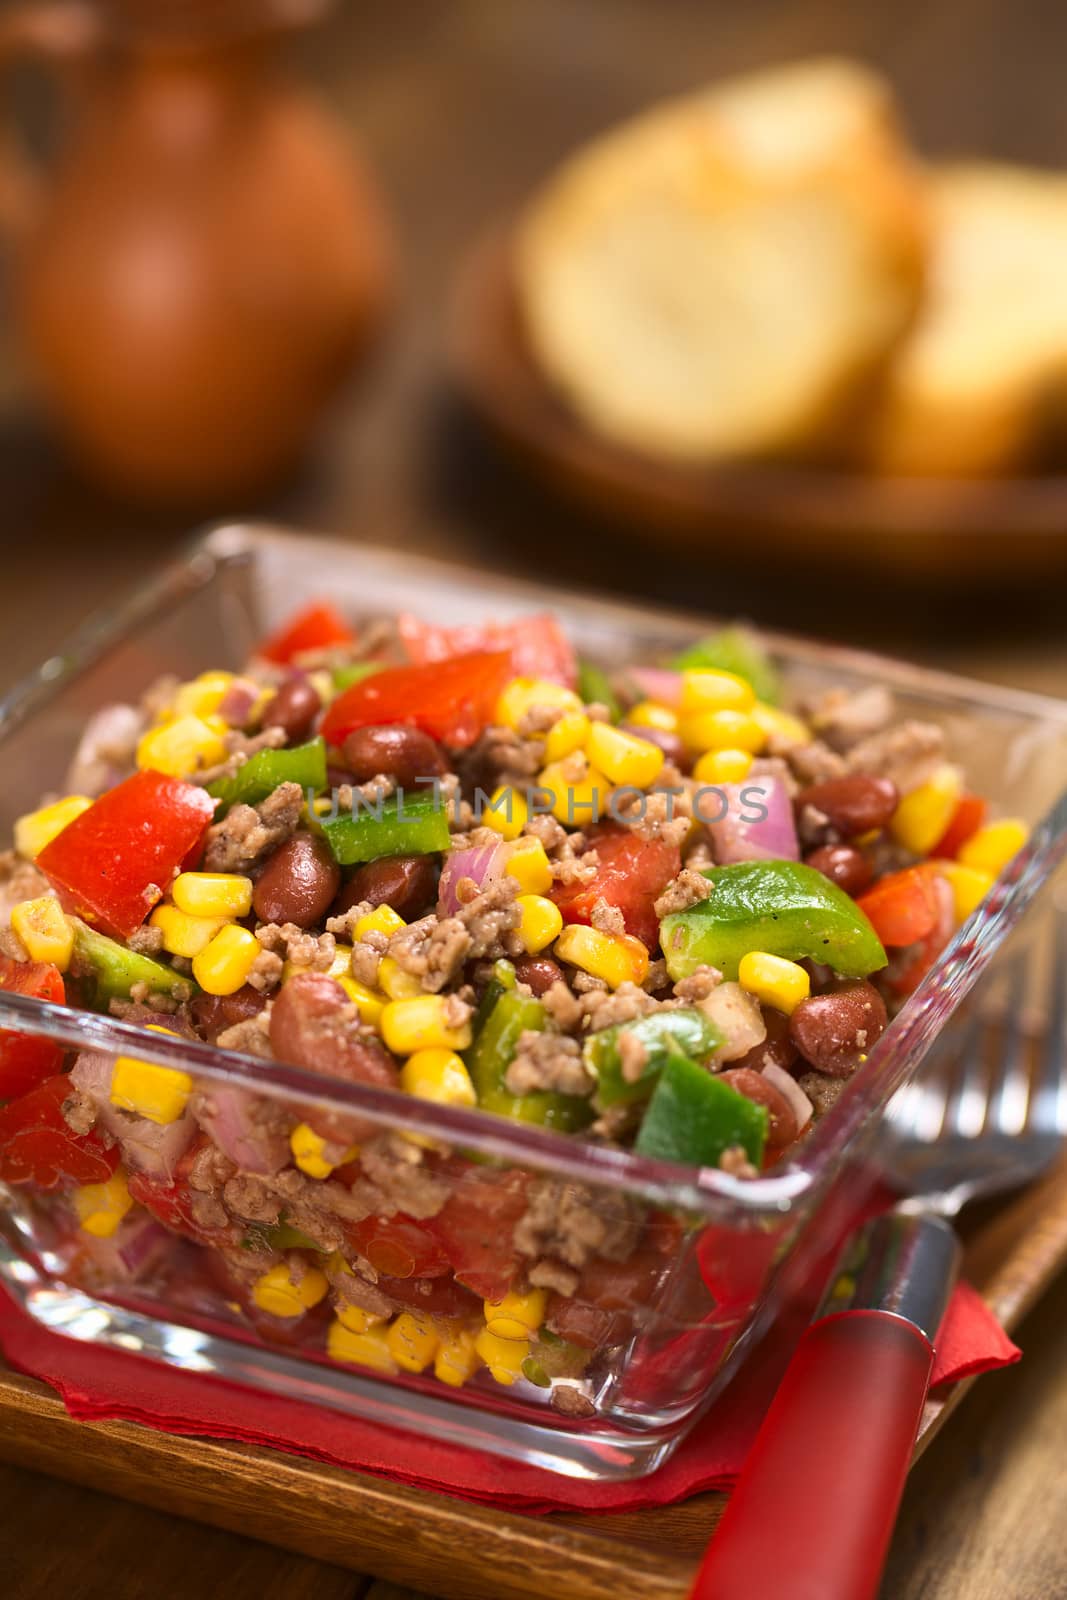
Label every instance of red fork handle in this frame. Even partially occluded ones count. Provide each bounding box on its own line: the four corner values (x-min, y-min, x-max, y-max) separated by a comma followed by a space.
690, 1310, 934, 1600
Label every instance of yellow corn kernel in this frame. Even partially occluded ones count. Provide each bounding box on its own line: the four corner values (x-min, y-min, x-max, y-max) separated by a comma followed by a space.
377, 955, 423, 1001
171, 871, 253, 919
483, 1289, 547, 1340
172, 670, 234, 721
192, 923, 260, 996
111, 1028, 191, 1125
515, 894, 563, 954
679, 669, 755, 715
693, 747, 754, 785
537, 759, 609, 826
401, 1047, 477, 1108
938, 861, 995, 923
136, 713, 228, 778
354, 904, 406, 942
381, 995, 472, 1055
290, 1121, 358, 1180
679, 708, 766, 755
434, 1326, 479, 1388
336, 1302, 386, 1334
626, 700, 678, 734
958, 819, 1029, 877
334, 966, 386, 1025
475, 1326, 530, 1385
585, 722, 664, 789
10, 896, 73, 970
328, 1316, 399, 1373
738, 951, 811, 1016
387, 1310, 441, 1373
496, 677, 582, 730
149, 904, 229, 959
505, 838, 553, 896
543, 710, 592, 763
480, 785, 528, 841
751, 702, 810, 746
555, 924, 649, 989
252, 1263, 329, 1319
890, 764, 964, 857
73, 1170, 132, 1239
14, 795, 92, 860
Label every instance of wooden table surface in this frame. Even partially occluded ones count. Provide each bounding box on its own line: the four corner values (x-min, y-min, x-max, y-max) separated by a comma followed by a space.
2, 2, 1067, 1595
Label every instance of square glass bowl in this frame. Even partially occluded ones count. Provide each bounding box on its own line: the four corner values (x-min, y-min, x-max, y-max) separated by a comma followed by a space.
0, 522, 1065, 1480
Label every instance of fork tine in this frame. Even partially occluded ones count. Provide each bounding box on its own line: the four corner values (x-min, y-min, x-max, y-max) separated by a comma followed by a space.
986, 949, 1032, 1138
1030, 905, 1067, 1135
887, 1015, 967, 1142
939, 1008, 988, 1138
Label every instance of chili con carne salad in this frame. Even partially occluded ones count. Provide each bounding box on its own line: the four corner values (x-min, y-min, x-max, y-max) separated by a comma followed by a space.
0, 603, 1027, 1398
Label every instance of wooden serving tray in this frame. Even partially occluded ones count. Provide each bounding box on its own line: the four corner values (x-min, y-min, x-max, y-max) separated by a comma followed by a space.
1, 1152, 1066, 1600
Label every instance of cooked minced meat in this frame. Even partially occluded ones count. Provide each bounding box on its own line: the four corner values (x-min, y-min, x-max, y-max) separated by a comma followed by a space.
504, 1030, 594, 1097
203, 781, 304, 872
654, 867, 713, 919
514, 1179, 643, 1270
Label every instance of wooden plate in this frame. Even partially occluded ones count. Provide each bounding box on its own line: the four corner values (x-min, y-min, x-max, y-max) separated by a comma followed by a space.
448, 228, 1067, 584
2, 1146, 1066, 1600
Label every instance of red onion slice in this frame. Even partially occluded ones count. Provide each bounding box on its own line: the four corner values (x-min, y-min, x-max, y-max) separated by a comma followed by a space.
65, 703, 143, 796
195, 1085, 291, 1175
70, 1051, 196, 1179
217, 676, 263, 729
437, 841, 513, 916
704, 776, 799, 864
626, 667, 682, 708
763, 1061, 813, 1134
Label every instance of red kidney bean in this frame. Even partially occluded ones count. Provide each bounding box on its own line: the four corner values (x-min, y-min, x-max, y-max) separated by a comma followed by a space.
719, 1066, 799, 1151
796, 775, 899, 837
342, 724, 447, 789
513, 955, 565, 996
805, 843, 873, 897
729, 1006, 798, 1076
261, 675, 321, 743
253, 832, 340, 927
191, 984, 264, 1043
331, 854, 439, 921
788, 981, 888, 1077
619, 723, 686, 768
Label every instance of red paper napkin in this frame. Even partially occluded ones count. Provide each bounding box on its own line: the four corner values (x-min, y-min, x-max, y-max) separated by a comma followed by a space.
0, 1279, 1016, 1514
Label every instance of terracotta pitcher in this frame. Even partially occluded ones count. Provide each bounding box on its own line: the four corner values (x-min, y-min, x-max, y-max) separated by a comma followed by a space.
0, 0, 394, 502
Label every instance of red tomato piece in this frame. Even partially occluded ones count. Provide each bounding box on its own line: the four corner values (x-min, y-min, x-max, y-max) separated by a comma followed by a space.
37, 769, 215, 939
397, 612, 577, 689
345, 1213, 451, 1279
377, 1272, 483, 1319
547, 1251, 666, 1351
552, 825, 681, 951
321, 651, 513, 751
426, 1163, 530, 1300
0, 956, 66, 1101
258, 601, 356, 665
0, 1074, 119, 1189
932, 793, 987, 860
856, 864, 941, 948
128, 1137, 237, 1244
890, 872, 956, 997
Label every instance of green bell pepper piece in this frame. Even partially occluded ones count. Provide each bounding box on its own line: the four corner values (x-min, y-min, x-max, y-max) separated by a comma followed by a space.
332, 661, 384, 692
207, 736, 327, 814
660, 860, 887, 983
243, 1220, 324, 1253
318, 789, 450, 866
584, 1006, 724, 1109
577, 658, 621, 721
471, 959, 517, 1041
670, 625, 781, 706
70, 919, 195, 1008
465, 989, 593, 1133
634, 1054, 767, 1168
521, 1331, 591, 1387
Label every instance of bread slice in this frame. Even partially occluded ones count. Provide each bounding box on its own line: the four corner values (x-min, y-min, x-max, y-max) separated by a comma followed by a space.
865, 163, 1067, 475
515, 57, 926, 464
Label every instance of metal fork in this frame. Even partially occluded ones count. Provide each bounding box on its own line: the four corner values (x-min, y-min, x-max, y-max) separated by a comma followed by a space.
689, 904, 1067, 1600
882, 902, 1067, 1212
